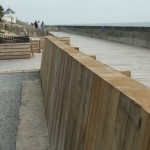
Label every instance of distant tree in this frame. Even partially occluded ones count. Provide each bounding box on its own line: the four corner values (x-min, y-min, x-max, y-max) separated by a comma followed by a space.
0, 5, 4, 22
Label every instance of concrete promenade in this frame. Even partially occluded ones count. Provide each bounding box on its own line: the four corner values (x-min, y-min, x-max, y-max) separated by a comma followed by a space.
51, 31, 150, 87
0, 53, 42, 73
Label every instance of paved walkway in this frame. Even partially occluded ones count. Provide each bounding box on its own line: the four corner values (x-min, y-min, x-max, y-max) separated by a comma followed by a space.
16, 80, 49, 150
51, 31, 150, 87
0, 53, 42, 73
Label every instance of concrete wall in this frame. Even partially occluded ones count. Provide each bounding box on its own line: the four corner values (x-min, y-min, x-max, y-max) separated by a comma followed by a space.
0, 22, 50, 37
40, 36, 150, 150
48, 26, 150, 48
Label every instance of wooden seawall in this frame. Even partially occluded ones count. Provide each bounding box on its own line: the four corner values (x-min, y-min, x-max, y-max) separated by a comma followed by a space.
40, 36, 150, 150
0, 43, 31, 59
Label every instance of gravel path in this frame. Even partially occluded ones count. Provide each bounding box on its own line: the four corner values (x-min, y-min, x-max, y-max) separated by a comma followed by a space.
0, 72, 39, 150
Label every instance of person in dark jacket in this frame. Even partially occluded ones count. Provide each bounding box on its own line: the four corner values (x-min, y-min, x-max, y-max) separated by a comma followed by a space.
34, 20, 38, 28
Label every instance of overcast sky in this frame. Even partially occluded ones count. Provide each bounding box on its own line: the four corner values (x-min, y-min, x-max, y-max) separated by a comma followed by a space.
1, 0, 150, 25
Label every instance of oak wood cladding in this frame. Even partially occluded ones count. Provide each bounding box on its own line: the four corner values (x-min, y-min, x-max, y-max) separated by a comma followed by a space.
30, 37, 45, 53
0, 43, 31, 59
40, 36, 150, 150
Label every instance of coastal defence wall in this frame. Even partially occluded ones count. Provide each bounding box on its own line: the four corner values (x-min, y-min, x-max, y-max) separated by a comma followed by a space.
0, 22, 49, 37
48, 26, 150, 48
40, 36, 150, 150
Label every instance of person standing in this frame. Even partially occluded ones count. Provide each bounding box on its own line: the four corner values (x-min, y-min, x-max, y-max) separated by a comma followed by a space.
41, 21, 45, 29
34, 20, 38, 28
37, 21, 40, 28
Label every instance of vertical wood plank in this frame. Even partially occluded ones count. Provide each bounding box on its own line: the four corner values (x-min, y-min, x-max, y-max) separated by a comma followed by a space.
95, 82, 114, 149
100, 88, 120, 150
122, 101, 149, 150
74, 68, 93, 150
51, 52, 73, 150
84, 76, 104, 150
40, 36, 150, 150
112, 94, 131, 150
63, 60, 83, 150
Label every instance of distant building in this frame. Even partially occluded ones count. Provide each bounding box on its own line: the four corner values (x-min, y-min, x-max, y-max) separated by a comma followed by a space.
2, 8, 16, 23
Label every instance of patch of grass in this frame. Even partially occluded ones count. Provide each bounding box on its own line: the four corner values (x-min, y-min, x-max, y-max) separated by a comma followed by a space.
0, 29, 5, 34
16, 19, 28, 26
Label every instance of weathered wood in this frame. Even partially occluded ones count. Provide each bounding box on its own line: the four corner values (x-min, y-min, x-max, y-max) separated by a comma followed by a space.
0, 43, 30, 49
55, 37, 70, 41
88, 55, 96, 60
51, 52, 73, 150
55, 37, 70, 45
0, 54, 31, 59
39, 37, 45, 48
84, 76, 104, 150
0, 52, 30, 56
0, 43, 31, 59
30, 37, 45, 53
40, 36, 150, 150
72, 47, 79, 50
120, 70, 131, 77
122, 101, 149, 150
0, 48, 30, 53
30, 41, 40, 53
51, 32, 150, 87
0, 35, 30, 44
142, 117, 150, 150
112, 93, 131, 150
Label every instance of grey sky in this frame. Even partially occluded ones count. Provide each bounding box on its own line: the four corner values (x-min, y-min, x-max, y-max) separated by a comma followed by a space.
1, 0, 150, 25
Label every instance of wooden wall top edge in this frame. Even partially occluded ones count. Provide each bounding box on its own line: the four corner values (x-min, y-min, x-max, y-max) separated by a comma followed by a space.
0, 43, 30, 46
44, 36, 150, 113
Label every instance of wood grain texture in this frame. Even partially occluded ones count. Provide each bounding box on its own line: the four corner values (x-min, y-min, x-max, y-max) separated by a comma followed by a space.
40, 36, 150, 150
30, 37, 45, 53
84, 75, 104, 150
120, 70, 131, 77
55, 37, 70, 45
0, 54, 31, 59
88, 55, 96, 60
0, 43, 30, 49
0, 43, 31, 59
0, 48, 30, 52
